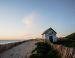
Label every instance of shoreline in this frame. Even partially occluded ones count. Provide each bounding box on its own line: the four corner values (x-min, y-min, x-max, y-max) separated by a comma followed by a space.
0, 39, 39, 58
0, 40, 26, 53
0, 39, 40, 53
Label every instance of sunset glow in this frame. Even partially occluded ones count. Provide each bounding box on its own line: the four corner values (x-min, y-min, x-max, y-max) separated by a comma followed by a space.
0, 0, 75, 40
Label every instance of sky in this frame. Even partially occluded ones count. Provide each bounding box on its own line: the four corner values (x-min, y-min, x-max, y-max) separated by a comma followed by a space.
0, 0, 75, 40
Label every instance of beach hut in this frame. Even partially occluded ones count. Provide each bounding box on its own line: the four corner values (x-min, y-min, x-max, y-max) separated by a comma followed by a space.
42, 27, 57, 42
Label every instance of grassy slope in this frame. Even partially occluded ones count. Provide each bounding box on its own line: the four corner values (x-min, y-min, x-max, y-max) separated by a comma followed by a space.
56, 32, 75, 48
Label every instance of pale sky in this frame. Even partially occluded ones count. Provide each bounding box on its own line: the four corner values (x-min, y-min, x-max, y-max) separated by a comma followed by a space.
0, 0, 75, 40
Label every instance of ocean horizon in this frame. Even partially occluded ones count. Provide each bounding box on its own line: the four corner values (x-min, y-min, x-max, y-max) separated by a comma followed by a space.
0, 40, 21, 44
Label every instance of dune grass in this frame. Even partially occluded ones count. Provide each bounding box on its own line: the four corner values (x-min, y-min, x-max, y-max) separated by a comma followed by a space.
29, 41, 60, 58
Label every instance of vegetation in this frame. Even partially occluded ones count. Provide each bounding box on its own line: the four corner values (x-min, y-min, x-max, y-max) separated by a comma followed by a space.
56, 32, 75, 48
65, 32, 75, 41
29, 42, 60, 58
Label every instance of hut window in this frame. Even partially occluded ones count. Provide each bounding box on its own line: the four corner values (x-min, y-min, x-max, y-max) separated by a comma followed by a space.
52, 32, 53, 34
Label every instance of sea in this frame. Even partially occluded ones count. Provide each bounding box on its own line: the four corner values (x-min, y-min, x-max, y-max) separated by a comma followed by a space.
0, 40, 21, 44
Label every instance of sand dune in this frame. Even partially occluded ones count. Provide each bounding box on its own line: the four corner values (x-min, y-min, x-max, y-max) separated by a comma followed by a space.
0, 40, 38, 58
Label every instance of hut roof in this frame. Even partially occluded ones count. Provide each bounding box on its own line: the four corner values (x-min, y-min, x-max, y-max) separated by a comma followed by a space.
42, 27, 57, 35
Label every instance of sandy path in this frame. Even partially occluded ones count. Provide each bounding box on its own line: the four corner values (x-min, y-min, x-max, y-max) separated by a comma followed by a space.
0, 40, 38, 58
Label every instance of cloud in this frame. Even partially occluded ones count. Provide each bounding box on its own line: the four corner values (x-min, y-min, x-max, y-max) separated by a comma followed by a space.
22, 12, 38, 27
21, 11, 43, 39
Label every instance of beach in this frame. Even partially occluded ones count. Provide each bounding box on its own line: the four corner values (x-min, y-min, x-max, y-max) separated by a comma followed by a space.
0, 40, 38, 58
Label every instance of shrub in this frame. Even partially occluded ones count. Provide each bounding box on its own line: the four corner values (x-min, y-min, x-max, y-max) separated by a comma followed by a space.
29, 42, 60, 58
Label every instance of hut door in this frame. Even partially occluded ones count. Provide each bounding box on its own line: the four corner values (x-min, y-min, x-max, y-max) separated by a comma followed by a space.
49, 36, 53, 42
